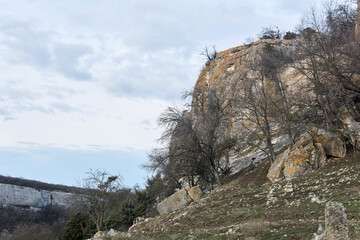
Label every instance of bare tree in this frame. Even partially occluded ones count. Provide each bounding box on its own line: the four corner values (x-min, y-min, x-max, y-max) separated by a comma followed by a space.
292, 2, 360, 131
74, 169, 123, 232
356, 0, 360, 40
146, 83, 236, 189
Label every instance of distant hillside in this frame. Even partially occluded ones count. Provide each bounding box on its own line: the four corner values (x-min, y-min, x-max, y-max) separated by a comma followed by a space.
0, 175, 81, 194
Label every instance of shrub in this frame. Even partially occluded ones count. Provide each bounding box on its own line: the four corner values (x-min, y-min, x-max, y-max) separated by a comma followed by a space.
62, 212, 96, 240
259, 26, 282, 39
283, 31, 298, 40
120, 199, 136, 225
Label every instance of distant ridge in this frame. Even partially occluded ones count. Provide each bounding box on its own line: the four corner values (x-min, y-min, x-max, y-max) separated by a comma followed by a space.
0, 175, 81, 194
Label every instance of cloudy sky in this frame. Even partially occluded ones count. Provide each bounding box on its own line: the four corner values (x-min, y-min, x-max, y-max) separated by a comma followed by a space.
0, 0, 337, 188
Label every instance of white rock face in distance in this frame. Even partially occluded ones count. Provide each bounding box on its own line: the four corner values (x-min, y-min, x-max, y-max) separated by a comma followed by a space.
0, 183, 74, 209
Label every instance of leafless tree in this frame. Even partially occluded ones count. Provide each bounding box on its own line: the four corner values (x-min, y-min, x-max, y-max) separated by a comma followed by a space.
146, 83, 236, 189
73, 169, 123, 232
292, 2, 360, 130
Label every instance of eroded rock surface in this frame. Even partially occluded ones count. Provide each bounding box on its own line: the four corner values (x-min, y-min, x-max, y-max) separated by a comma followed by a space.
313, 201, 349, 240
268, 129, 345, 182
0, 183, 73, 209
157, 189, 191, 215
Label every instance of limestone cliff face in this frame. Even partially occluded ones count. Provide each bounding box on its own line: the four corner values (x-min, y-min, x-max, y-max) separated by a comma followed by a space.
0, 183, 74, 210
192, 39, 300, 174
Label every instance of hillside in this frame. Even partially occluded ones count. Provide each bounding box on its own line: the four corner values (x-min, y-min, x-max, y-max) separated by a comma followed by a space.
120, 153, 360, 240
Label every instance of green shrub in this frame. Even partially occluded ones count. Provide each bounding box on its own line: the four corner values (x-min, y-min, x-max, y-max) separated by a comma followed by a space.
62, 212, 96, 240
120, 199, 136, 225
283, 31, 298, 40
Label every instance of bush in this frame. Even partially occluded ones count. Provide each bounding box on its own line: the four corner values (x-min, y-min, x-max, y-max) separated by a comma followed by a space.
120, 199, 136, 225
283, 31, 298, 40
259, 26, 282, 39
62, 212, 96, 240
134, 190, 151, 217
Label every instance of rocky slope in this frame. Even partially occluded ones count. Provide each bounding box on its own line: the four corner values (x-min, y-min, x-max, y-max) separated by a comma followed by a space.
117, 153, 359, 240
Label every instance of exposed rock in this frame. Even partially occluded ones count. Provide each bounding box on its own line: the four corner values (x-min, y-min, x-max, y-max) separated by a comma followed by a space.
284, 142, 327, 181
157, 189, 191, 215
325, 202, 349, 240
340, 107, 360, 149
309, 192, 324, 204
0, 183, 73, 209
230, 134, 291, 175
266, 187, 278, 206
187, 186, 203, 202
267, 148, 289, 183
86, 229, 119, 240
284, 181, 294, 193
312, 128, 346, 158
313, 202, 349, 240
192, 39, 299, 177
107, 229, 118, 237
268, 129, 345, 182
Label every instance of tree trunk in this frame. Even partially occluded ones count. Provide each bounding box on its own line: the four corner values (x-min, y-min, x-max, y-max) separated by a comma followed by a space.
212, 166, 222, 187
356, 0, 360, 41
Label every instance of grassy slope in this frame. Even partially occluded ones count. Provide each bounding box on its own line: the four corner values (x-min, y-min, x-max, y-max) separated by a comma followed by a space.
117, 153, 360, 240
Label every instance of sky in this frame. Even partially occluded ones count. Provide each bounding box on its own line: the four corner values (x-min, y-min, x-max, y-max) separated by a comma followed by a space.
0, 0, 342, 188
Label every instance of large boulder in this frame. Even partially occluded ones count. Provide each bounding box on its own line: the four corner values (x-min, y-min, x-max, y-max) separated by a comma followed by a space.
267, 148, 289, 183
312, 128, 346, 158
157, 189, 191, 215
187, 186, 203, 203
284, 142, 327, 181
267, 129, 345, 182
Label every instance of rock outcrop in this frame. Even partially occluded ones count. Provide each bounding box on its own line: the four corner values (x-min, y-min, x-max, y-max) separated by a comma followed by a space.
187, 186, 203, 202
313, 201, 349, 240
0, 183, 73, 210
267, 129, 345, 182
157, 189, 191, 215
157, 186, 203, 215
191, 39, 300, 176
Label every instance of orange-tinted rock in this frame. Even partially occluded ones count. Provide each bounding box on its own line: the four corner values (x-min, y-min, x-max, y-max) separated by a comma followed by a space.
284, 142, 327, 181
267, 130, 341, 182
311, 129, 346, 158
187, 186, 203, 202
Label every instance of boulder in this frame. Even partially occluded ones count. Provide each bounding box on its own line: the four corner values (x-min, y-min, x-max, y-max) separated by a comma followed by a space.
187, 186, 203, 202
157, 189, 191, 215
267, 148, 289, 183
340, 107, 360, 149
312, 128, 346, 158
284, 142, 327, 181
267, 128, 346, 182
312, 201, 349, 240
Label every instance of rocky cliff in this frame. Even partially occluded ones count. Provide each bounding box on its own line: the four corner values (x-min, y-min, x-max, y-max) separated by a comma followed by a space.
0, 183, 74, 210
192, 39, 303, 176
